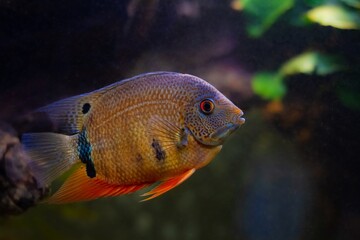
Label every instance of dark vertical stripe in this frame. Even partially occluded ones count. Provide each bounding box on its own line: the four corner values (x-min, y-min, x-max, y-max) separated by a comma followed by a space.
78, 129, 96, 178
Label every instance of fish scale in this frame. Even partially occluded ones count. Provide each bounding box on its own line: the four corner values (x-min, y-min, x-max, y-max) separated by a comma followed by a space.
21, 72, 245, 203
88, 77, 193, 184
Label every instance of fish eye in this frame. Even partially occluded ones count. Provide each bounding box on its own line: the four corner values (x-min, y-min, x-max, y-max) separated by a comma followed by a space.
200, 99, 215, 115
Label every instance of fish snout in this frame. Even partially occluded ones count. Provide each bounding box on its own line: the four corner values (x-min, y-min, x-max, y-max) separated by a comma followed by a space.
232, 109, 245, 126
208, 109, 245, 146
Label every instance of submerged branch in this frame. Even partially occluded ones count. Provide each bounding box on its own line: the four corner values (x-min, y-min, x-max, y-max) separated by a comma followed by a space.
0, 122, 48, 216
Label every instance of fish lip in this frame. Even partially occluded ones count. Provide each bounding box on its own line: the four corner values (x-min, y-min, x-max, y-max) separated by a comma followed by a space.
209, 123, 240, 143
190, 113, 245, 147
193, 122, 242, 147
233, 111, 245, 125
237, 117, 245, 125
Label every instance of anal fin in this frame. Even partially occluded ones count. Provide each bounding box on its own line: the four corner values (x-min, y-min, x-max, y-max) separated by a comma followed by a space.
141, 168, 196, 201
46, 167, 149, 204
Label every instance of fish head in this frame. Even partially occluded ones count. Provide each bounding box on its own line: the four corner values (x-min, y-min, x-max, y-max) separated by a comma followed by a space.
184, 78, 245, 147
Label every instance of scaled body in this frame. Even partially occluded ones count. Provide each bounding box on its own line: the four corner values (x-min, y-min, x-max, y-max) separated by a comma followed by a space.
22, 72, 245, 203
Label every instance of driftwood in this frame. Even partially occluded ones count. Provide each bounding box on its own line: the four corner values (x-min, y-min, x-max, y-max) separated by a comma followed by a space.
0, 122, 49, 216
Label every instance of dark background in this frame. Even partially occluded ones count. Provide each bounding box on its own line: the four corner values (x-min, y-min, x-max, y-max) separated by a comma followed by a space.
1, 0, 359, 239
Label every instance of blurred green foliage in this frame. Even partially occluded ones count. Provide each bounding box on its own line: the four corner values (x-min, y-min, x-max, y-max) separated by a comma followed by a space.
252, 51, 345, 100
341, 0, 360, 8
240, 0, 360, 107
241, 0, 294, 37
280, 51, 345, 76
337, 79, 360, 110
251, 72, 286, 100
306, 5, 360, 29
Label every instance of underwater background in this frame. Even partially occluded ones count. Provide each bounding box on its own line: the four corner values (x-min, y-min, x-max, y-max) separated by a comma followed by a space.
1, 0, 359, 239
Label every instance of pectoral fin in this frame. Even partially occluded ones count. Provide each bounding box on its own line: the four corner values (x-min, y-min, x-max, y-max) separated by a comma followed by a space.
149, 115, 189, 150
141, 168, 196, 201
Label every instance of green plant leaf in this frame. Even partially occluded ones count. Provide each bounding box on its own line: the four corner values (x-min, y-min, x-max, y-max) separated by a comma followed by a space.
252, 72, 286, 100
305, 5, 360, 29
280, 51, 344, 76
341, 0, 360, 9
242, 0, 294, 37
337, 81, 360, 111
304, 0, 327, 7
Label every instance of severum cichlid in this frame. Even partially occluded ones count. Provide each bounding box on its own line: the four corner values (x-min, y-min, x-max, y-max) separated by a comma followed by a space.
22, 72, 245, 204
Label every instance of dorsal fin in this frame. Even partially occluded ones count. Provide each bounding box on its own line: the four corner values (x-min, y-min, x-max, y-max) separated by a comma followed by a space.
45, 166, 149, 204
35, 81, 122, 135
36, 72, 183, 135
36, 93, 101, 134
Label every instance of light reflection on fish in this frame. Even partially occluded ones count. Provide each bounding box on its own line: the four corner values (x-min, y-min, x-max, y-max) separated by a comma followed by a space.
22, 72, 245, 204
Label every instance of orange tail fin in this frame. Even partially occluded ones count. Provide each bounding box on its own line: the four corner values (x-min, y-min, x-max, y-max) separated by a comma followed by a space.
141, 168, 195, 201
45, 167, 149, 204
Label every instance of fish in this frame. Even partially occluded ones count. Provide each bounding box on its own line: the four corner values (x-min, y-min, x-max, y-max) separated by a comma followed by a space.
21, 72, 245, 204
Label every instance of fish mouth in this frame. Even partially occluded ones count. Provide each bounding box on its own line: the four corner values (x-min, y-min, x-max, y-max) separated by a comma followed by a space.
190, 111, 245, 147
208, 123, 241, 145
207, 112, 245, 146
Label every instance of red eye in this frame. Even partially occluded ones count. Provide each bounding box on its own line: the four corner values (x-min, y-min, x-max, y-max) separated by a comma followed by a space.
200, 99, 215, 114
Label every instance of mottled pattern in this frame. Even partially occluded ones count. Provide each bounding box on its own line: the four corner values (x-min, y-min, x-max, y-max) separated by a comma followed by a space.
76, 72, 242, 186
151, 138, 166, 161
